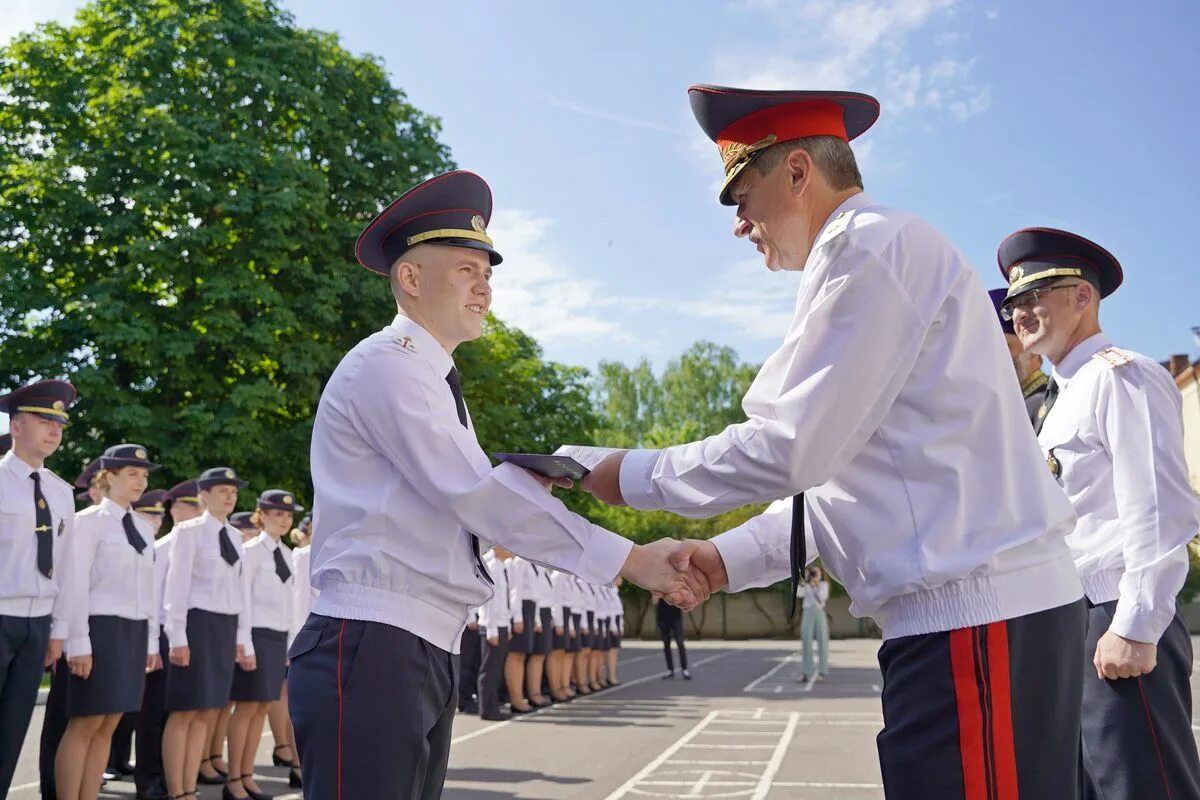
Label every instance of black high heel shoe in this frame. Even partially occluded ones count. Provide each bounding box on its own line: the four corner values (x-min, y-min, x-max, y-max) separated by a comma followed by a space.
240, 775, 273, 800
289, 767, 303, 789
210, 753, 230, 778
271, 743, 295, 767
197, 757, 227, 785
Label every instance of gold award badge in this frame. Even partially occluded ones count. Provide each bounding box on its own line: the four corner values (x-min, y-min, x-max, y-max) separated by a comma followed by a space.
135, 449, 147, 460
1009, 265, 1024, 283
224, 469, 234, 479
53, 400, 65, 410
471, 215, 487, 234
283, 495, 293, 505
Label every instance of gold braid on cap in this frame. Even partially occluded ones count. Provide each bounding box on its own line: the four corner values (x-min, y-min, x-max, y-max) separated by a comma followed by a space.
720, 134, 778, 176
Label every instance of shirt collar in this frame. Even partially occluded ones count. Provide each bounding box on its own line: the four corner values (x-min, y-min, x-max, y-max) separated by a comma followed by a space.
256, 531, 279, 551
1, 449, 45, 479
202, 509, 226, 528
1051, 332, 1112, 386
808, 191, 873, 258
99, 496, 129, 515
387, 313, 456, 380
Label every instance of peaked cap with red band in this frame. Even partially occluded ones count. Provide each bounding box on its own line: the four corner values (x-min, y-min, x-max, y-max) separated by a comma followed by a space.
689, 85, 880, 205
998, 227, 1123, 307
355, 170, 502, 276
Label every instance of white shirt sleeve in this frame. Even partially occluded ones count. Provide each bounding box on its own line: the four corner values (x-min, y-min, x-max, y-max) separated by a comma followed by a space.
1100, 364, 1199, 643
711, 498, 818, 593
620, 249, 928, 517
164, 525, 195, 649
238, 546, 256, 657
347, 357, 632, 585
49, 501, 75, 641
62, 513, 99, 657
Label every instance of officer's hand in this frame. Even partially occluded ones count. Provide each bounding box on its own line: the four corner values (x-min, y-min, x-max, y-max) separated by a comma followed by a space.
487, 635, 499, 646
579, 452, 629, 507
236, 643, 245, 662
170, 646, 190, 668
513, 622, 525, 634
467, 621, 479, 631
667, 539, 728, 610
535, 625, 543, 634
1094, 630, 1157, 680
238, 654, 258, 672
554, 626, 564, 636
568, 629, 576, 638
68, 654, 93, 680
146, 653, 162, 673
45, 638, 63, 667
519, 467, 574, 493
620, 539, 704, 610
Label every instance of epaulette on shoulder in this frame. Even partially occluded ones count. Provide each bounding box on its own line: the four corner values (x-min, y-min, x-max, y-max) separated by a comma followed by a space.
43, 469, 74, 495
1091, 347, 1135, 368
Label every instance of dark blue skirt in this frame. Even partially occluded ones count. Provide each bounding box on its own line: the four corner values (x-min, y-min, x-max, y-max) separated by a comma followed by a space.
230, 627, 288, 702
553, 606, 571, 650
165, 609, 237, 712
568, 613, 583, 653
508, 600, 538, 654
536, 608, 553, 655
67, 615, 148, 717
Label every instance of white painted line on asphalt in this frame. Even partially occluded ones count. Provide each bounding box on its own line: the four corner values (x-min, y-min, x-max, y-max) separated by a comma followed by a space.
602, 710, 723, 800
451, 650, 732, 745
752, 712, 799, 800
666, 760, 770, 766
682, 743, 780, 749
771, 781, 884, 788
742, 652, 800, 693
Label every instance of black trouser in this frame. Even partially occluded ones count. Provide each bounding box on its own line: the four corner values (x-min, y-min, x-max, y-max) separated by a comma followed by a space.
38, 655, 68, 800
458, 625, 482, 710
288, 615, 458, 800
0, 614, 50, 798
478, 627, 509, 717
659, 618, 687, 671
1081, 600, 1200, 800
876, 599, 1086, 800
135, 629, 169, 794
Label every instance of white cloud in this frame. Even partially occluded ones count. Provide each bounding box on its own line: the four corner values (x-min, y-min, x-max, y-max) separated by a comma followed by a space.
486, 209, 632, 345
713, 0, 991, 123
675, 259, 801, 341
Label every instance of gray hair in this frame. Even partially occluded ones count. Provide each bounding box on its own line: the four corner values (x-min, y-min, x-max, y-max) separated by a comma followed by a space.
752, 135, 864, 191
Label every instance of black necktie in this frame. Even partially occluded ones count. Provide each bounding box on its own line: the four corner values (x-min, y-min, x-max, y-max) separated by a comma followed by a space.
787, 494, 806, 620
218, 526, 240, 565
1034, 378, 1060, 435
30, 472, 53, 578
273, 546, 292, 583
446, 367, 494, 585
122, 512, 147, 554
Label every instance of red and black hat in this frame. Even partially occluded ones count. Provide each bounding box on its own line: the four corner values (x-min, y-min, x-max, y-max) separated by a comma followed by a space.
165, 479, 201, 507
999, 227, 1123, 306
133, 489, 167, 515
354, 171, 502, 276
197, 466, 248, 490
689, 85, 880, 205
257, 488, 304, 513
0, 379, 77, 423
99, 443, 161, 472
988, 288, 1015, 336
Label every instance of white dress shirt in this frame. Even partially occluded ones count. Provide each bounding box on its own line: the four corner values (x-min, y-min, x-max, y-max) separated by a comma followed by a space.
534, 564, 561, 626
163, 511, 245, 648
290, 544, 316, 648
619, 193, 1082, 640
0, 451, 74, 634
308, 314, 633, 654
61, 497, 158, 657
507, 556, 539, 610
799, 580, 830, 611
237, 532, 294, 656
1039, 333, 1200, 644
476, 552, 512, 635
154, 531, 175, 623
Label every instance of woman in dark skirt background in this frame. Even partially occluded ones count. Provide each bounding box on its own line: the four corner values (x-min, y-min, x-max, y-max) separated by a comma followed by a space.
162, 467, 248, 800
227, 489, 301, 800
546, 571, 573, 702
55, 444, 162, 800
605, 579, 624, 686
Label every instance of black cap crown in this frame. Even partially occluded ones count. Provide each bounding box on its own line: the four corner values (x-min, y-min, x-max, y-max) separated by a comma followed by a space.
999, 228, 1123, 305
99, 443, 160, 472
257, 489, 304, 512
165, 479, 201, 506
133, 489, 167, 514
197, 466, 248, 490
0, 379, 77, 423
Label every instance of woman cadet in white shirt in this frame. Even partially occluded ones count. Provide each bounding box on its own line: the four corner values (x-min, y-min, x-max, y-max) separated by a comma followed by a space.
54, 444, 161, 800
226, 489, 302, 800
604, 580, 624, 686
547, 570, 574, 702
526, 560, 558, 706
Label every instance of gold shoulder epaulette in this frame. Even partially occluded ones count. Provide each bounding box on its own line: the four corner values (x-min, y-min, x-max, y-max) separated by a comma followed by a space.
1092, 347, 1134, 368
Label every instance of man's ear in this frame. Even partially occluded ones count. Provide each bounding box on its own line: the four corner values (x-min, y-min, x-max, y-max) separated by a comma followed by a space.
1076, 281, 1096, 311
390, 259, 421, 299
785, 147, 813, 195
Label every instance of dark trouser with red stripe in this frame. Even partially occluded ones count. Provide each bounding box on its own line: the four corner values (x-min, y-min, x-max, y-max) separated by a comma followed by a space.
287, 614, 458, 800
1081, 600, 1200, 800
877, 599, 1087, 800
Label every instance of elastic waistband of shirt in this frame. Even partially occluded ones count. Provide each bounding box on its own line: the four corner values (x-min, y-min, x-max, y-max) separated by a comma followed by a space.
314, 580, 469, 655
0, 597, 54, 618
1079, 568, 1122, 605
877, 554, 1083, 640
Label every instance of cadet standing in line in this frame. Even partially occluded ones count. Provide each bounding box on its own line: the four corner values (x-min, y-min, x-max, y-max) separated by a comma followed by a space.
227, 489, 302, 800
582, 85, 1089, 799
55, 444, 162, 800
161, 467, 249, 800
504, 554, 538, 713
547, 570, 574, 702
604, 580, 624, 686
527, 561, 557, 705
0, 380, 76, 797
989, 287, 1049, 424
999, 227, 1200, 799
286, 170, 694, 800
476, 547, 513, 721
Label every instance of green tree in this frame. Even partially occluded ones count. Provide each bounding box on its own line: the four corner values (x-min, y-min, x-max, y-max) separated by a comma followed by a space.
0, 0, 452, 501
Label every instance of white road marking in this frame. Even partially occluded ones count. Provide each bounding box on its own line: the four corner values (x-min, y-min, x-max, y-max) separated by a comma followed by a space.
741, 652, 800, 693
751, 712, 799, 800
602, 710, 723, 799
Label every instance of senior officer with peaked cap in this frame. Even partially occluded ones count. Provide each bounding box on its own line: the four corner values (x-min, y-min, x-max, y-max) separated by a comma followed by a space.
581, 85, 1089, 800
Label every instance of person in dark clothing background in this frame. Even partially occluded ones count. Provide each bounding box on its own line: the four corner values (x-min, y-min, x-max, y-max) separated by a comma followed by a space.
655, 597, 689, 679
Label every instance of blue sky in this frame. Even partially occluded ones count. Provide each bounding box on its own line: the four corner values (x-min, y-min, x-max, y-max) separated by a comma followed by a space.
6, 0, 1200, 374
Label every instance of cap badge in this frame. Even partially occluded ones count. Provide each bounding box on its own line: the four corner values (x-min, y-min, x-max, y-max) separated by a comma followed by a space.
471, 214, 487, 234
135, 449, 147, 460
224, 469, 234, 479
720, 134, 778, 174
1009, 265, 1024, 283
52, 400, 64, 410
282, 495, 293, 505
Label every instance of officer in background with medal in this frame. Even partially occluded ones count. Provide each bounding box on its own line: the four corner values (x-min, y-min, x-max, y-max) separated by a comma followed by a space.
989, 287, 1049, 424
999, 227, 1200, 799
0, 379, 77, 797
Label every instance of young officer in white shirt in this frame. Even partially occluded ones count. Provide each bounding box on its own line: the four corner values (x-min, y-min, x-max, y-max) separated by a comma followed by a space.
227, 489, 302, 800
0, 379, 76, 798
582, 86, 1088, 800
287, 170, 695, 800
999, 227, 1200, 799
161, 467, 248, 800
54, 444, 161, 800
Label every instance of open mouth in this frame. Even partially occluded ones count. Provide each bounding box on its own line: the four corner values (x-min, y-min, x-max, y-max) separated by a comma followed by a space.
466, 304, 485, 315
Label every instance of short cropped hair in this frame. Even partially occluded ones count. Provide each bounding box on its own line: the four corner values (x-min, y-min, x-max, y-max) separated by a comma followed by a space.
752, 135, 864, 191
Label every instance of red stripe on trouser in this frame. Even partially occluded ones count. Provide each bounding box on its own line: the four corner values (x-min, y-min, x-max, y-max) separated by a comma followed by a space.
337, 619, 347, 800
1137, 677, 1175, 799
950, 628, 989, 800
984, 621, 1018, 800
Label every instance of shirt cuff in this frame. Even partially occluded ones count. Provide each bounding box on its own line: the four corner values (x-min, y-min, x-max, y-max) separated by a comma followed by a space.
242, 639, 256, 658
67, 635, 92, 658
619, 449, 662, 510
49, 618, 69, 641
167, 625, 189, 649
572, 525, 634, 586
1108, 601, 1172, 645
712, 525, 789, 593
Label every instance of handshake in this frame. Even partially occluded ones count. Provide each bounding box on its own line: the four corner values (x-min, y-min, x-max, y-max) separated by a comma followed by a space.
618, 538, 729, 612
